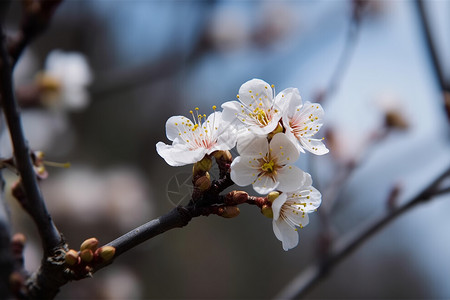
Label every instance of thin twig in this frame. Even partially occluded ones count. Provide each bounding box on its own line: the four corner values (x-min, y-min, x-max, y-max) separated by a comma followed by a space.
275, 164, 450, 299
0, 29, 62, 253
7, 0, 62, 68
416, 0, 450, 121
0, 174, 13, 299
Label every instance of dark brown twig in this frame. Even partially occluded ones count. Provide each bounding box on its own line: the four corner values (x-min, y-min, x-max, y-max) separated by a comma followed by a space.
416, 0, 450, 121
7, 0, 62, 68
275, 164, 450, 299
0, 28, 62, 255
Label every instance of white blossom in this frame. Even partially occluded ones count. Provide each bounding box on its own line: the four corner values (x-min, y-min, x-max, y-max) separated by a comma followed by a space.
222, 78, 293, 136
230, 132, 305, 194
271, 173, 321, 250
156, 108, 236, 166
282, 89, 328, 155
44, 50, 93, 111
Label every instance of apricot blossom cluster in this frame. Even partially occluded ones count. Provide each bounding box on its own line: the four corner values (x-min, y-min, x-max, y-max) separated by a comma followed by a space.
156, 79, 327, 250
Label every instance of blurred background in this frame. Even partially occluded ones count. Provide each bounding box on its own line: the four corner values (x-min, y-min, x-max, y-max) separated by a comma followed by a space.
2, 0, 450, 298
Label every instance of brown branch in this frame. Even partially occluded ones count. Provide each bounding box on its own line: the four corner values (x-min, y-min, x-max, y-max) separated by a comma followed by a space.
0, 174, 13, 299
0, 27, 62, 254
7, 0, 62, 68
275, 164, 450, 299
416, 0, 450, 121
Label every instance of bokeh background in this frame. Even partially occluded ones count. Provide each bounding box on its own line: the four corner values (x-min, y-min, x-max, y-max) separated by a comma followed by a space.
2, 0, 450, 299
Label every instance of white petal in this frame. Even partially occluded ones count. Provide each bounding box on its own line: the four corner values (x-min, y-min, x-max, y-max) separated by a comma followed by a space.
238, 79, 273, 108
283, 126, 305, 153
253, 175, 279, 194
269, 133, 300, 165
274, 87, 300, 117
230, 156, 259, 187
284, 207, 310, 228
156, 142, 206, 166
206, 111, 237, 151
248, 117, 280, 136
237, 133, 268, 157
221, 101, 244, 125
304, 186, 322, 211
300, 137, 329, 155
273, 218, 299, 251
276, 165, 306, 192
271, 193, 287, 221
165, 115, 190, 141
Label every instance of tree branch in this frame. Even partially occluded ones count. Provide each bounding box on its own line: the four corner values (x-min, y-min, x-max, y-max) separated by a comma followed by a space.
0, 173, 13, 299
275, 164, 450, 299
416, 0, 450, 121
0, 28, 62, 254
7, 0, 62, 68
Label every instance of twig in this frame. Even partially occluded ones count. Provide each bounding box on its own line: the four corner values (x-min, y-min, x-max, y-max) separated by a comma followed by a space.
7, 0, 62, 68
0, 175, 13, 299
275, 164, 450, 299
0, 28, 62, 254
416, 0, 450, 121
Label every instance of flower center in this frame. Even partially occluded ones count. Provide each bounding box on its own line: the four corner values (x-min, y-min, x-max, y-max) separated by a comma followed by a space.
249, 108, 270, 126
261, 160, 275, 173
176, 106, 219, 150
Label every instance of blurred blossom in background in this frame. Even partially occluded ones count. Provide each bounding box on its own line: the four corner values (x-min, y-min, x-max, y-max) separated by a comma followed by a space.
3, 1, 450, 299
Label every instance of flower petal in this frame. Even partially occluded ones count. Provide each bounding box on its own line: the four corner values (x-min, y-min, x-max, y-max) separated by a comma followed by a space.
230, 156, 259, 187
206, 111, 237, 151
221, 101, 245, 126
300, 138, 329, 155
270, 133, 300, 165
253, 174, 279, 194
165, 115, 192, 141
272, 218, 299, 251
271, 193, 287, 221
238, 78, 273, 108
274, 87, 300, 117
276, 165, 307, 192
236, 132, 268, 157
284, 207, 310, 228
156, 142, 206, 166
303, 186, 322, 211
248, 117, 280, 136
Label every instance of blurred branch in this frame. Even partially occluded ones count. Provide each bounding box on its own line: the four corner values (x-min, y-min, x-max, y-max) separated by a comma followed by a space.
315, 1, 365, 104
416, 0, 450, 121
0, 174, 13, 299
275, 164, 450, 299
1, 22, 68, 298
7, 0, 62, 68
0, 25, 62, 257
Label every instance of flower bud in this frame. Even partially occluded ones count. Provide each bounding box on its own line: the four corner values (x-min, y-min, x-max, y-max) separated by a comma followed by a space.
9, 271, 24, 292
12, 233, 26, 246
194, 172, 211, 191
65, 249, 79, 266
11, 233, 26, 256
97, 246, 116, 262
233, 191, 248, 204
11, 180, 26, 202
267, 191, 280, 203
385, 111, 408, 130
193, 156, 212, 175
80, 249, 94, 263
212, 150, 232, 162
261, 204, 273, 219
80, 237, 99, 252
220, 206, 240, 218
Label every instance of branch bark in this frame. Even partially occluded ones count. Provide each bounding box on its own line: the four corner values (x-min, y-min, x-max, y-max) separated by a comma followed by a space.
275, 164, 450, 299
